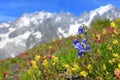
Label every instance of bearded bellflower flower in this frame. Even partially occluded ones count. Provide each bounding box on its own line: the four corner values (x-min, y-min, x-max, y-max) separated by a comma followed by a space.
78, 45, 85, 58
81, 38, 87, 45
78, 51, 83, 58
78, 27, 83, 34
86, 45, 90, 51
73, 39, 79, 49
73, 24, 90, 58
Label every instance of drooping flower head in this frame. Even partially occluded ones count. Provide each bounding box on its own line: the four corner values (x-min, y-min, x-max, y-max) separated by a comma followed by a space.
78, 51, 83, 58
73, 24, 90, 58
78, 27, 83, 34
73, 42, 81, 50
73, 39, 79, 49
79, 45, 85, 52
73, 39, 79, 45
81, 38, 87, 45
86, 45, 90, 51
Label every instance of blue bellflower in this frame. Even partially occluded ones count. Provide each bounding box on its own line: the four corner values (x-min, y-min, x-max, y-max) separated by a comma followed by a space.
79, 45, 85, 52
73, 43, 80, 50
73, 39, 79, 45
73, 39, 79, 49
81, 38, 87, 45
78, 51, 82, 58
86, 45, 90, 51
78, 27, 83, 34
77, 45, 85, 58
73, 24, 90, 58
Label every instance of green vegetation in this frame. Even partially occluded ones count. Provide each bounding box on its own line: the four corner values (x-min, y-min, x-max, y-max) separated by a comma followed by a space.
0, 19, 120, 80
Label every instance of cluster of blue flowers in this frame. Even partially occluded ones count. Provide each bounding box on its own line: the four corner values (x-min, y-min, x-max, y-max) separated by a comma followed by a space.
73, 24, 90, 58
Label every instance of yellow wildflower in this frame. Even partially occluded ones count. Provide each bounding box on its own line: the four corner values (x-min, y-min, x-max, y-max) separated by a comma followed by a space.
72, 64, 79, 72
28, 68, 33, 74
52, 56, 58, 64
73, 64, 79, 70
32, 64, 38, 69
106, 45, 112, 50
48, 46, 52, 49
108, 60, 113, 64
80, 71, 88, 77
118, 63, 120, 69
103, 64, 106, 71
92, 34, 95, 37
112, 39, 118, 45
115, 68, 119, 71
72, 68, 76, 72
44, 56, 47, 59
112, 58, 116, 63
113, 53, 119, 58
31, 60, 36, 65
87, 64, 93, 73
103, 29, 107, 35
96, 34, 101, 40
112, 34, 115, 37
31, 60, 38, 69
97, 49, 101, 54
87, 64, 92, 70
63, 64, 70, 69
35, 55, 40, 61
108, 58, 115, 65
114, 30, 118, 35
63, 64, 72, 74
42, 59, 48, 67
110, 22, 116, 28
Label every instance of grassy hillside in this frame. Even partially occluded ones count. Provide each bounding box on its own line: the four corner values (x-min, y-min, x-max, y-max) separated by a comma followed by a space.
0, 18, 120, 80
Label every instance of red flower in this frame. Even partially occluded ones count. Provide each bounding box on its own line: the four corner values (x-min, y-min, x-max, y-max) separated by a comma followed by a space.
106, 27, 114, 34
47, 55, 52, 59
15, 77, 19, 80
2, 72, 7, 77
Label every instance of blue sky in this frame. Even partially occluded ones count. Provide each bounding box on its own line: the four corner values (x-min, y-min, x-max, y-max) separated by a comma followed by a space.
0, 0, 120, 22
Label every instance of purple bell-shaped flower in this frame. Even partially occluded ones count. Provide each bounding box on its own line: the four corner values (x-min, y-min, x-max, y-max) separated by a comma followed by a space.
79, 45, 85, 52
78, 51, 83, 58
74, 43, 81, 50
86, 45, 90, 51
81, 38, 87, 45
73, 39, 78, 49
78, 27, 83, 34
73, 39, 79, 45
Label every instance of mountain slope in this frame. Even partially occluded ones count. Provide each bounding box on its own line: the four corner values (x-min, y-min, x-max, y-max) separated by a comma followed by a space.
0, 4, 120, 59
0, 19, 120, 80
